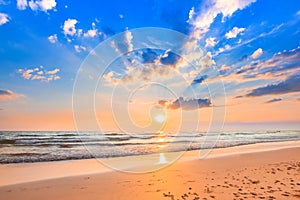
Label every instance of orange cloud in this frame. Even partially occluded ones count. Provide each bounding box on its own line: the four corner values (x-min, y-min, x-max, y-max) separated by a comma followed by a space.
0, 89, 23, 101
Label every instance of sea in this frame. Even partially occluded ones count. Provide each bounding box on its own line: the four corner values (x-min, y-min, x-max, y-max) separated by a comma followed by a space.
0, 130, 300, 164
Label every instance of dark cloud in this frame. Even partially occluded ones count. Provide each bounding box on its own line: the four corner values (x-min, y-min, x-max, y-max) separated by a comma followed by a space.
258, 48, 300, 75
0, 90, 11, 95
158, 97, 211, 110
142, 48, 159, 63
158, 100, 168, 107
191, 75, 208, 85
237, 54, 248, 63
0, 89, 23, 100
264, 98, 282, 104
160, 51, 181, 65
236, 65, 256, 75
246, 74, 300, 97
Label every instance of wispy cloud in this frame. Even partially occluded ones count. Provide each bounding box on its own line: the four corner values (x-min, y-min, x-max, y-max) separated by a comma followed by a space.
214, 23, 285, 56
205, 37, 217, 47
0, 89, 23, 101
226, 46, 300, 81
225, 27, 245, 39
74, 45, 86, 53
0, 0, 9, 5
0, 13, 9, 26
48, 34, 58, 43
245, 74, 300, 97
264, 98, 282, 104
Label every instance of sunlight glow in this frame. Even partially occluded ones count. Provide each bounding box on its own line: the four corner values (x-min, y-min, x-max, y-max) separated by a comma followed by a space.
154, 114, 166, 123
158, 153, 167, 164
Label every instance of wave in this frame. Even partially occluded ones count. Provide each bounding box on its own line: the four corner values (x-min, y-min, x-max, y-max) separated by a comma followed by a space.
0, 130, 299, 164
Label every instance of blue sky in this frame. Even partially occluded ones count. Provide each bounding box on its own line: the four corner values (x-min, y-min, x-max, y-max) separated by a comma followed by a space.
0, 0, 300, 130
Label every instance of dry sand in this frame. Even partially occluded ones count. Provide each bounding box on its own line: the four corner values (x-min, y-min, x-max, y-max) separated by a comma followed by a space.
0, 141, 299, 200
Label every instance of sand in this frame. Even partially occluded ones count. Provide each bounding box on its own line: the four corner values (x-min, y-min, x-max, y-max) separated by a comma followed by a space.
0, 141, 299, 200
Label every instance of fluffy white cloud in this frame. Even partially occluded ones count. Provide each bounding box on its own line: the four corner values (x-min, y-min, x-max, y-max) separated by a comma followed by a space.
74, 45, 86, 53
188, 0, 255, 39
83, 29, 98, 38
18, 69, 34, 79
18, 66, 60, 82
48, 34, 58, 43
251, 48, 263, 59
63, 18, 78, 36
200, 52, 216, 68
205, 37, 217, 47
83, 22, 99, 38
225, 27, 245, 39
0, 13, 9, 26
47, 68, 59, 74
103, 71, 119, 85
17, 0, 28, 10
28, 0, 56, 12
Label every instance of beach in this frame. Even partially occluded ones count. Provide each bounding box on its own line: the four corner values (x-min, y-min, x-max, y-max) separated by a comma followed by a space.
0, 140, 299, 200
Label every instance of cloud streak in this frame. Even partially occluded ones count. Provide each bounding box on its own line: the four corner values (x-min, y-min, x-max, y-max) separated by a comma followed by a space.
227, 46, 300, 81
246, 74, 300, 97
264, 98, 282, 104
158, 97, 211, 110
0, 89, 23, 101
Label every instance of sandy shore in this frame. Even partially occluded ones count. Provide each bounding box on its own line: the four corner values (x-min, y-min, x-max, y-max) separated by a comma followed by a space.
0, 141, 299, 200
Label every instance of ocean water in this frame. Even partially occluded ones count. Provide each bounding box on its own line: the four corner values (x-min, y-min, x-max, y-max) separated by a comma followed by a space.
0, 130, 299, 164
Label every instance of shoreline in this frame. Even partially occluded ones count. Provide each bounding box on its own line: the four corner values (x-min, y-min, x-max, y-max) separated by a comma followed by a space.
0, 140, 300, 187
0, 142, 299, 199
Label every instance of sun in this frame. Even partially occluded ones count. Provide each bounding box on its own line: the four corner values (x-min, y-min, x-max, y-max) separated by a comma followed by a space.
154, 114, 166, 123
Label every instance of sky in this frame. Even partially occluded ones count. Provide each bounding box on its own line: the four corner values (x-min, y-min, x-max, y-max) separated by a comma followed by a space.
0, 0, 300, 131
